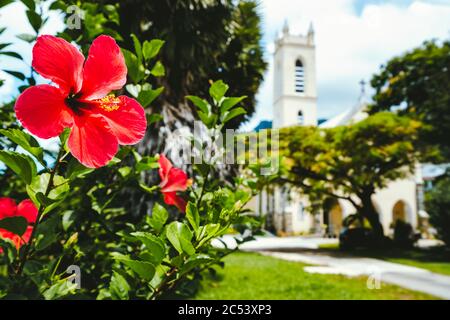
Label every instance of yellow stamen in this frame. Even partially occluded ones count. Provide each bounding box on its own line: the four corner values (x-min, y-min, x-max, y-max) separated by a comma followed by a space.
98, 94, 121, 112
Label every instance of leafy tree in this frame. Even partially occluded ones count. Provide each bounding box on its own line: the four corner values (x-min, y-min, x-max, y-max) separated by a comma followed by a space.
369, 40, 450, 161
0, 0, 266, 300
279, 112, 422, 238
54, 0, 267, 148
425, 171, 450, 247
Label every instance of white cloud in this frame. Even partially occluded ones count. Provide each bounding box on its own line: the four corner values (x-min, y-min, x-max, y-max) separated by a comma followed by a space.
243, 0, 450, 131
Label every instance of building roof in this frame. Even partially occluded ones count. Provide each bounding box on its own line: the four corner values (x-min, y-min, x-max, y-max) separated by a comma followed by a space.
254, 120, 273, 132
320, 81, 369, 128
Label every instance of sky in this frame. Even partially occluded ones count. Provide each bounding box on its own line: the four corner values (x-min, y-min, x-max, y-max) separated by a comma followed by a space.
0, 0, 450, 132
0, 1, 64, 101
243, 0, 450, 130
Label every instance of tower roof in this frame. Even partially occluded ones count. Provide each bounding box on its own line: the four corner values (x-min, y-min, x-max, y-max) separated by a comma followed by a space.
275, 22, 315, 49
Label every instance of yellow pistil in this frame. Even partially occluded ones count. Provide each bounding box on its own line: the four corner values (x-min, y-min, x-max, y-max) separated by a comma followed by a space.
98, 94, 121, 112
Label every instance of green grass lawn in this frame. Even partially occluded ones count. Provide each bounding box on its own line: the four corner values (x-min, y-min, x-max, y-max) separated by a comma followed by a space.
379, 248, 450, 276
318, 243, 450, 276
194, 252, 437, 300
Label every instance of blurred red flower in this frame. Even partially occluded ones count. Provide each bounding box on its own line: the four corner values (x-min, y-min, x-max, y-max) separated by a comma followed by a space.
0, 198, 38, 251
15, 35, 147, 168
158, 154, 191, 212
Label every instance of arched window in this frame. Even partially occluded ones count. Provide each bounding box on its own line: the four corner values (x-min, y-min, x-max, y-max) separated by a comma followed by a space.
297, 110, 304, 124
295, 59, 304, 93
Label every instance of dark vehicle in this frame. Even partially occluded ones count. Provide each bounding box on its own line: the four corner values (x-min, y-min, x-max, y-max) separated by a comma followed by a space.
339, 227, 379, 250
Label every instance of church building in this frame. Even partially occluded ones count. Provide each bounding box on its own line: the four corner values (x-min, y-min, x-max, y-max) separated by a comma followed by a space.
252, 22, 425, 237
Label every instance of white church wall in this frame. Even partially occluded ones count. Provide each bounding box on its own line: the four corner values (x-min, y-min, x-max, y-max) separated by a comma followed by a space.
372, 178, 418, 232
273, 96, 317, 127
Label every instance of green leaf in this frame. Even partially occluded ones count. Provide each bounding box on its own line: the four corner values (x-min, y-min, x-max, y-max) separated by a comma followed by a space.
43, 281, 77, 300
139, 184, 158, 194
138, 87, 163, 108
180, 254, 212, 275
0, 0, 14, 9
59, 128, 70, 152
26, 173, 69, 214
21, 0, 35, 11
0, 216, 28, 237
150, 61, 165, 77
114, 254, 155, 281
118, 166, 132, 178
130, 33, 142, 62
131, 232, 165, 265
209, 80, 229, 103
197, 111, 212, 127
0, 43, 11, 50
0, 150, 37, 184
196, 223, 221, 247
34, 214, 59, 251
125, 84, 140, 97
166, 221, 195, 255
186, 95, 210, 114
62, 210, 74, 231
149, 265, 169, 289
109, 271, 130, 300
135, 156, 159, 172
26, 10, 42, 33
143, 39, 164, 61
147, 203, 168, 233
48, 1, 66, 11
147, 113, 163, 125
220, 96, 247, 113
3, 70, 25, 81
121, 48, 145, 83
0, 51, 23, 60
186, 202, 200, 232
222, 107, 246, 123
16, 33, 36, 43
0, 129, 44, 163
66, 158, 94, 180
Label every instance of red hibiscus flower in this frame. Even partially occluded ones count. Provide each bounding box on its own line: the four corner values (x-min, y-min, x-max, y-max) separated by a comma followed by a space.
15, 35, 147, 168
0, 198, 38, 252
158, 154, 191, 212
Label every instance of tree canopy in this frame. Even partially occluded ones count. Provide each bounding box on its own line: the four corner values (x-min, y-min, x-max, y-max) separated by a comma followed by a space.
369, 40, 450, 161
57, 0, 267, 131
279, 112, 422, 237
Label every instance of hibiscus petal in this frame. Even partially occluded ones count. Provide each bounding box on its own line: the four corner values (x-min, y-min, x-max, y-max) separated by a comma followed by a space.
95, 96, 147, 145
0, 197, 17, 220
158, 154, 173, 186
0, 226, 32, 249
163, 192, 187, 213
22, 226, 33, 244
32, 35, 84, 94
16, 200, 38, 224
80, 35, 127, 100
15, 85, 73, 139
161, 167, 189, 193
68, 113, 119, 168
0, 229, 16, 244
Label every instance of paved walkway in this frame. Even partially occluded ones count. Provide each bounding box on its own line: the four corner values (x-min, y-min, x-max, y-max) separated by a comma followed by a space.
260, 251, 450, 299
212, 235, 339, 250
212, 235, 450, 299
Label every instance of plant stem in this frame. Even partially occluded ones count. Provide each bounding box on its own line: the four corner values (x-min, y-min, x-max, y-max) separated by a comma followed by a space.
196, 165, 210, 208
15, 148, 66, 275
149, 266, 178, 300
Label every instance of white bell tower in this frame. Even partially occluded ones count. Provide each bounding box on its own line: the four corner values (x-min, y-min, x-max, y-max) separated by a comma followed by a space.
272, 22, 317, 128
